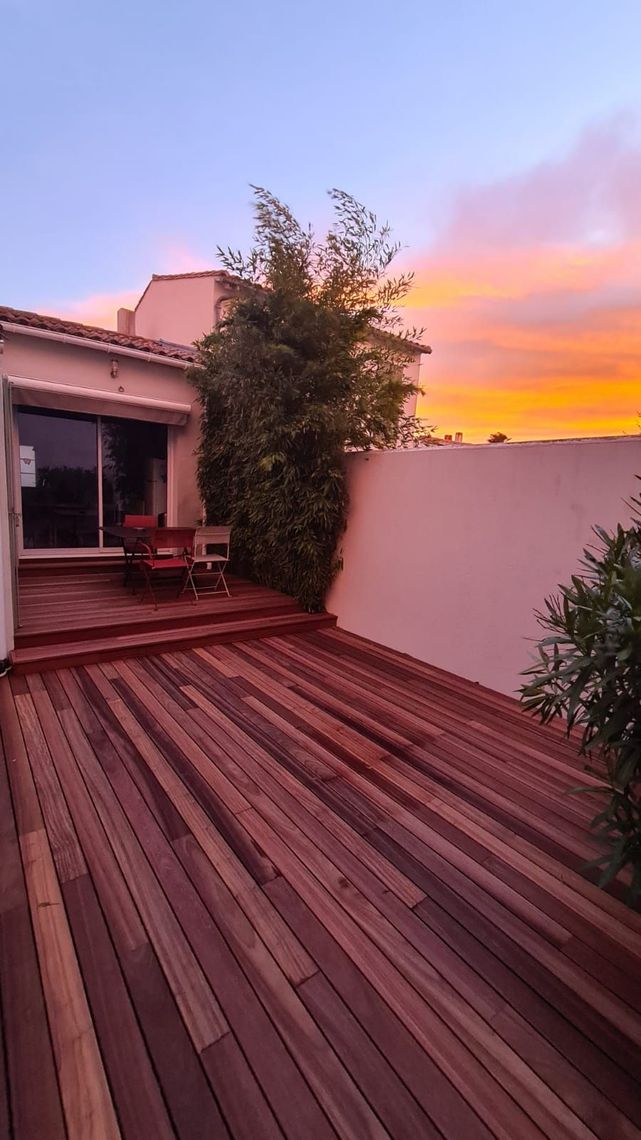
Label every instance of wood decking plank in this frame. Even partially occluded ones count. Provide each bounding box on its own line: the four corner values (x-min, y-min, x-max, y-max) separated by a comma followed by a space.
34, 677, 148, 954
298, 971, 441, 1140
64, 676, 333, 1139
264, 874, 492, 1140
173, 842, 389, 1140
2, 620, 641, 1140
238, 803, 599, 1140
20, 827, 120, 1139
373, 820, 641, 1080
121, 942, 230, 1140
55, 673, 229, 1052
201, 1034, 285, 1140
90, 680, 317, 987
63, 874, 176, 1140
13, 691, 87, 882
240, 808, 549, 1140
0, 904, 66, 1140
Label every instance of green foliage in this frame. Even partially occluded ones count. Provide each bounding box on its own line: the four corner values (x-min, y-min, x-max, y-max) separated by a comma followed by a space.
190, 188, 424, 610
487, 431, 510, 443
521, 487, 641, 903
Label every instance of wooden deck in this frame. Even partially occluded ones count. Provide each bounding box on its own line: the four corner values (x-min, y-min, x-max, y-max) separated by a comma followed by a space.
1, 627, 641, 1140
12, 559, 334, 672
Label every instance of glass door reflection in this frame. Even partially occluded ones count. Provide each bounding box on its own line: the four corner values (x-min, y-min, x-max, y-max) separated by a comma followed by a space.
101, 418, 167, 545
17, 407, 99, 548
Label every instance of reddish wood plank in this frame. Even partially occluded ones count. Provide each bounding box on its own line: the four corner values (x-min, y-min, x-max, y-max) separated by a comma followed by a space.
122, 942, 229, 1140
201, 1034, 285, 1140
299, 971, 440, 1140
0, 905, 66, 1140
265, 874, 492, 1140
63, 874, 176, 1140
21, 828, 120, 1139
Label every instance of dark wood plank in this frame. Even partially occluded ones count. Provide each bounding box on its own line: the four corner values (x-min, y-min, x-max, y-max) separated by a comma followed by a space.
264, 874, 491, 1140
299, 971, 441, 1140
0, 904, 66, 1140
201, 1034, 285, 1140
122, 942, 229, 1140
63, 874, 176, 1140
0, 697, 66, 1140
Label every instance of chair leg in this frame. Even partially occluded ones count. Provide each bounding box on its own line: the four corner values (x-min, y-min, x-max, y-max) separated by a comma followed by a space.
211, 561, 230, 597
188, 566, 198, 601
141, 564, 157, 609
217, 567, 231, 597
178, 566, 197, 602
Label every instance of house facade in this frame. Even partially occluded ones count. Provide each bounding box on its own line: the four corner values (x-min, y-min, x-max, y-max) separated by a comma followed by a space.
0, 270, 426, 658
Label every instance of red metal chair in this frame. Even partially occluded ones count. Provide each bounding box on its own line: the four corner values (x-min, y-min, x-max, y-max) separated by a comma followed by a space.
123, 514, 158, 527
121, 514, 157, 586
135, 527, 196, 608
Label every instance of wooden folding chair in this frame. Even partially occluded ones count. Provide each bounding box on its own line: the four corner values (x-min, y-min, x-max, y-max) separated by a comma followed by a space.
184, 526, 231, 600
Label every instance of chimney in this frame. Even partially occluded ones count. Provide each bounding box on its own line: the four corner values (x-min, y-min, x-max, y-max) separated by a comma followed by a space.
444, 434, 453, 443
454, 431, 463, 444
117, 308, 136, 335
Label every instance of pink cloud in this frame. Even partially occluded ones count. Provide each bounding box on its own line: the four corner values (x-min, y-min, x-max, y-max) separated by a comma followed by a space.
42, 237, 213, 330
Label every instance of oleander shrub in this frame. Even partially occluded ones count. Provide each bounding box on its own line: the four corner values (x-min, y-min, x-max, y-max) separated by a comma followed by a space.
521, 486, 641, 904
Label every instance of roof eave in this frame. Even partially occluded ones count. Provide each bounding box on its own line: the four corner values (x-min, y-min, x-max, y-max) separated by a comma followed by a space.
0, 320, 194, 369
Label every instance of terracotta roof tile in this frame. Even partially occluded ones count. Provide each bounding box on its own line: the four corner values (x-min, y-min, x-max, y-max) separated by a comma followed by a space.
0, 305, 197, 362
151, 269, 232, 281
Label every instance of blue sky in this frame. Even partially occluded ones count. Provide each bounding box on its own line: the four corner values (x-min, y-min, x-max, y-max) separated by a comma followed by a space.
3, 0, 641, 439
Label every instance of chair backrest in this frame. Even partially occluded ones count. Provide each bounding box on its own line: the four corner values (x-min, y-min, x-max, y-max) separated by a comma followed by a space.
149, 527, 196, 557
194, 526, 231, 558
123, 514, 157, 528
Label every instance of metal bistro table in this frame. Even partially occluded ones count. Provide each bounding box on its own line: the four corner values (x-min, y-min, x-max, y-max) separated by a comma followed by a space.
100, 524, 155, 586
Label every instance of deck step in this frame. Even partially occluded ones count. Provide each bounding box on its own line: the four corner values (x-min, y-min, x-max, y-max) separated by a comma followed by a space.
18, 556, 125, 576
10, 611, 336, 674
15, 595, 301, 647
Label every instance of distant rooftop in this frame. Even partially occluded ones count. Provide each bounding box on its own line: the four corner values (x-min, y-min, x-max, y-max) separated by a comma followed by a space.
142, 271, 431, 355
149, 269, 244, 283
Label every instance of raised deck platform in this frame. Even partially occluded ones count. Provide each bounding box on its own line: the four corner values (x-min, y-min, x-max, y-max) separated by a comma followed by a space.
12, 558, 335, 672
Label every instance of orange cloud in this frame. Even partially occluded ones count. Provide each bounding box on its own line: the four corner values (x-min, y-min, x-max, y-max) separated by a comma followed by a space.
403, 119, 641, 442
52, 288, 142, 330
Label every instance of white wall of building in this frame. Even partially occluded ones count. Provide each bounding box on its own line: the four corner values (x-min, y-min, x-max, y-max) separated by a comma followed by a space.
328, 437, 641, 695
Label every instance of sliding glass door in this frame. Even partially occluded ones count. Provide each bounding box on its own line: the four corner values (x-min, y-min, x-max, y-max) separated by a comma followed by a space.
17, 406, 167, 550
17, 407, 99, 548
101, 418, 167, 547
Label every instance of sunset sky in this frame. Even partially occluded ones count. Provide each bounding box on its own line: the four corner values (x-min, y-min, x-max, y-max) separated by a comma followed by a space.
3, 0, 641, 442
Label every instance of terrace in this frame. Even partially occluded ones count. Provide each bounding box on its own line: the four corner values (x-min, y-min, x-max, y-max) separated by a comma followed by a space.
1, 625, 640, 1140
11, 556, 334, 673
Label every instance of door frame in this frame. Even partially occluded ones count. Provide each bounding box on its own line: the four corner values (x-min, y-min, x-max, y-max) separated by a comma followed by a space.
1, 375, 20, 634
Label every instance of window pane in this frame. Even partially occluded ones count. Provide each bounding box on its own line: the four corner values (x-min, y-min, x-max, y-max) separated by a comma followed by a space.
101, 417, 167, 544
17, 407, 99, 549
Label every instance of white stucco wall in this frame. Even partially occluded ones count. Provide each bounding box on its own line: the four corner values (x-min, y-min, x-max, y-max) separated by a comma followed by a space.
328, 437, 641, 695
